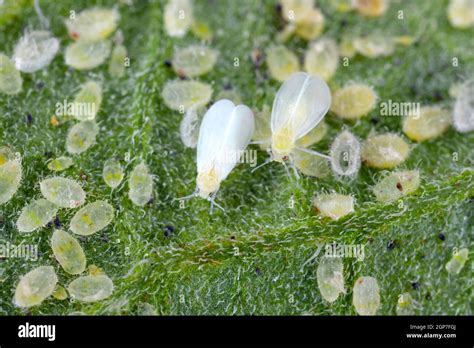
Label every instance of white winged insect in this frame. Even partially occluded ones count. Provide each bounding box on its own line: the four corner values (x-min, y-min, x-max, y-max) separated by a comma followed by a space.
255, 72, 331, 176
179, 99, 255, 211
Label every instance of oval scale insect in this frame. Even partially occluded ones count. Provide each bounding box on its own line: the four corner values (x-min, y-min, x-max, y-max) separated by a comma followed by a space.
313, 193, 355, 220
40, 177, 86, 208
70, 81, 103, 121
0, 53, 23, 95
373, 170, 420, 203
65, 7, 120, 41
317, 256, 346, 303
14, 266, 58, 308
102, 159, 124, 188
453, 79, 474, 133
69, 200, 115, 236
352, 276, 381, 315
67, 273, 114, 303
180, 106, 206, 148
12, 30, 59, 73
402, 106, 451, 142
266, 45, 300, 82
65, 40, 111, 70
47, 156, 74, 171
0, 158, 22, 205
330, 130, 361, 177
361, 133, 410, 169
164, 0, 194, 38
331, 83, 377, 120
51, 229, 87, 275
128, 162, 154, 206
172, 45, 219, 78
304, 38, 339, 81
445, 248, 469, 275
161, 79, 213, 112
16, 198, 59, 233
396, 292, 416, 316
66, 120, 99, 154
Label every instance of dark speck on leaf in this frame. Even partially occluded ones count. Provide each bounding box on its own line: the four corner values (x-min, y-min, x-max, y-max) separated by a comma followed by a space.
164, 225, 174, 238
396, 182, 403, 191
425, 292, 431, 300
223, 82, 232, 90
393, 58, 402, 66
410, 85, 418, 95
438, 233, 445, 241
275, 3, 282, 14
433, 91, 443, 101
230, 235, 236, 240
46, 221, 53, 228
370, 117, 379, 125
147, 197, 154, 205
54, 216, 61, 229
255, 267, 262, 276
387, 240, 396, 250
340, 19, 348, 27
411, 281, 420, 290
36, 81, 45, 90
164, 59, 172, 67
44, 151, 54, 158
26, 114, 33, 124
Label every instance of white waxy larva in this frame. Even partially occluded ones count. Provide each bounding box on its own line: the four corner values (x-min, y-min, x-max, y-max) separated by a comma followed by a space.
172, 45, 218, 77
161, 79, 213, 111
373, 170, 420, 203
330, 130, 361, 177
67, 274, 114, 302
266, 45, 300, 82
304, 38, 339, 81
331, 83, 377, 120
445, 248, 469, 275
354, 0, 389, 17
271, 72, 331, 162
70, 200, 115, 236
0, 159, 22, 205
40, 177, 86, 208
196, 99, 254, 198
296, 121, 328, 148
294, 8, 325, 41
0, 53, 22, 95
453, 79, 474, 133
281, 0, 314, 24
65, 40, 112, 70
402, 106, 451, 142
396, 292, 415, 315
70, 81, 102, 121
352, 276, 380, 315
65, 7, 120, 41
51, 229, 87, 275
12, 30, 59, 73
14, 266, 58, 308
353, 35, 395, 58
128, 162, 153, 206
293, 148, 330, 178
180, 106, 206, 148
102, 159, 124, 188
47, 156, 74, 172
108, 44, 127, 78
164, 0, 194, 38
362, 133, 410, 169
16, 199, 58, 233
447, 0, 474, 28
313, 193, 355, 220
66, 120, 99, 154
317, 256, 345, 303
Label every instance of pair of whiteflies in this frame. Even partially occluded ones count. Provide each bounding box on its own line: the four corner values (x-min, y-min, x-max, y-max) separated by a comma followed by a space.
181, 71, 336, 210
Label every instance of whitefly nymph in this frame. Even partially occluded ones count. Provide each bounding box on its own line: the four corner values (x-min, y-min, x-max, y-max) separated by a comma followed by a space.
181, 99, 254, 209
13, 30, 59, 73
270, 72, 331, 165
329, 130, 361, 177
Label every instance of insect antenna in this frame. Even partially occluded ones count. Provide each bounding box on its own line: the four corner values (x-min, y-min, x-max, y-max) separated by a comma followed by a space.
251, 149, 273, 173
295, 146, 330, 159
174, 190, 198, 201
34, 0, 50, 29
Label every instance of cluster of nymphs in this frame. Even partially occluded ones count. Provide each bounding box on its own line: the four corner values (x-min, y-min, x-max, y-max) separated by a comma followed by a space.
161, 0, 474, 217
0, 4, 155, 309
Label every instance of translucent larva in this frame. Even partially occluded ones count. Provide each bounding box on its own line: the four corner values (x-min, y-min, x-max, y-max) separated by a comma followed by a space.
102, 159, 124, 188
296, 121, 328, 148
447, 0, 474, 28
453, 79, 474, 133
252, 104, 272, 150
396, 292, 415, 315
66, 120, 99, 154
70, 81, 102, 121
354, 0, 389, 17
180, 106, 206, 148
164, 0, 194, 38
65, 7, 120, 41
47, 156, 74, 172
172, 45, 218, 77
196, 99, 254, 199
313, 193, 355, 220
40, 177, 86, 208
64, 40, 111, 70
329, 130, 361, 177
373, 170, 420, 203
108, 44, 127, 78
331, 83, 377, 120
16, 199, 59, 233
14, 266, 58, 308
0, 53, 22, 95
161, 79, 213, 111
52, 286, 68, 300
293, 148, 330, 178
294, 8, 325, 41
0, 159, 22, 205
51, 229, 87, 275
191, 21, 213, 41
304, 38, 339, 81
67, 273, 114, 303
281, 0, 314, 24
270, 72, 331, 162
12, 30, 59, 73
0, 146, 16, 166
316, 256, 345, 303
128, 162, 153, 206
361, 133, 410, 169
402, 106, 451, 142
445, 248, 468, 275
353, 35, 395, 58
352, 276, 380, 315
339, 37, 357, 58
69, 200, 115, 236
266, 45, 300, 82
